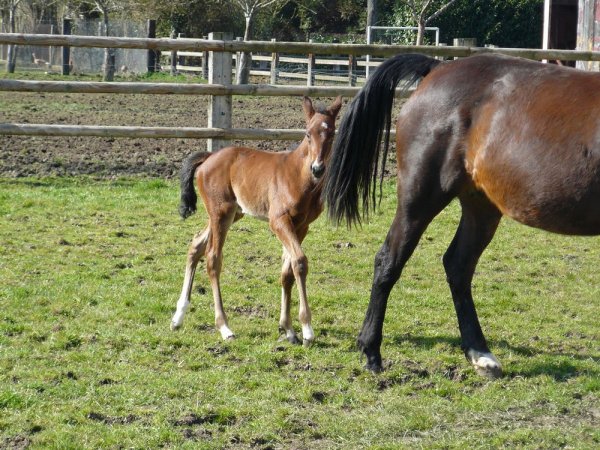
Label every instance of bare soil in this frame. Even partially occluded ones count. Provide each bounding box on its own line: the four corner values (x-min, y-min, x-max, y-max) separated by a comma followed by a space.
0, 91, 314, 178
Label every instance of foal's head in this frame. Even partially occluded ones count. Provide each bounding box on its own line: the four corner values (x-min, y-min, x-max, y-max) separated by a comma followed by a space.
302, 96, 343, 179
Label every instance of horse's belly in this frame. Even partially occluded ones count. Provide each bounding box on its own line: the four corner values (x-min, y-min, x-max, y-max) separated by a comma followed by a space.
473, 164, 600, 236
233, 188, 269, 221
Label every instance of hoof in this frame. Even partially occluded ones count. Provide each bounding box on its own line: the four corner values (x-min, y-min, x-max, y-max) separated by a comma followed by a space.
365, 360, 384, 373
278, 328, 301, 345
358, 340, 383, 373
474, 364, 503, 379
468, 349, 503, 379
302, 338, 314, 348
170, 321, 181, 331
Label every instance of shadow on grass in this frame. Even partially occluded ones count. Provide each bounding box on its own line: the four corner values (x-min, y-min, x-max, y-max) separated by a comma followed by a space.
386, 333, 599, 381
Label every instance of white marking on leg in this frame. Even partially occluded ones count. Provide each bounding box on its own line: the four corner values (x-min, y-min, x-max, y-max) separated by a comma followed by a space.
219, 325, 235, 340
467, 349, 503, 378
302, 323, 314, 346
171, 296, 189, 330
171, 264, 195, 329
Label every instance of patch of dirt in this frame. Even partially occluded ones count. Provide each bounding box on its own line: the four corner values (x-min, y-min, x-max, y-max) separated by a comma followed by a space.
0, 435, 31, 450
0, 91, 315, 178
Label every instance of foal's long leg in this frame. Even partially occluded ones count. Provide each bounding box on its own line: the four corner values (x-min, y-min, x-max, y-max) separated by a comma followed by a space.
442, 194, 502, 378
206, 208, 241, 340
270, 216, 314, 346
279, 251, 300, 344
279, 225, 309, 345
171, 226, 211, 330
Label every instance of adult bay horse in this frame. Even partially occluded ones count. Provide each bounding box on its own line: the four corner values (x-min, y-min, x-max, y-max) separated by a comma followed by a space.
171, 96, 342, 346
324, 53, 600, 378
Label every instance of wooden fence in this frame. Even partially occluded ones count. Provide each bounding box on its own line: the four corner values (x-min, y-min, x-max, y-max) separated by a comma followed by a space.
2, 32, 600, 152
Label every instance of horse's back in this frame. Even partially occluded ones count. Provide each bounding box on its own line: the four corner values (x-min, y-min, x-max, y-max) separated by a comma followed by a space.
400, 54, 600, 235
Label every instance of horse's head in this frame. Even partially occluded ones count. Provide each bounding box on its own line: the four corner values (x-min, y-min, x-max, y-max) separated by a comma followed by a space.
302, 96, 343, 180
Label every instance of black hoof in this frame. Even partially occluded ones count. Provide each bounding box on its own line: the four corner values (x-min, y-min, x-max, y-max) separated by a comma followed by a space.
358, 340, 383, 373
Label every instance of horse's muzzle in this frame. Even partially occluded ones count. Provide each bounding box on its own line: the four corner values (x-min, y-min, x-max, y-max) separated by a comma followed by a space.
311, 162, 325, 178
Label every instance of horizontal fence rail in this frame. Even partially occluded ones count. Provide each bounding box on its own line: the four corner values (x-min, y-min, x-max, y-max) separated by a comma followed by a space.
0, 79, 369, 97
2, 33, 600, 144
3, 33, 600, 61
0, 123, 312, 140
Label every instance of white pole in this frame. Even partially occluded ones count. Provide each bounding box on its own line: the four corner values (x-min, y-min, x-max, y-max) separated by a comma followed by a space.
542, 0, 551, 63
366, 25, 372, 79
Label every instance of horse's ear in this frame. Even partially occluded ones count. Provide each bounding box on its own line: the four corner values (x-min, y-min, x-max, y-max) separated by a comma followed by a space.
329, 96, 343, 117
302, 96, 315, 121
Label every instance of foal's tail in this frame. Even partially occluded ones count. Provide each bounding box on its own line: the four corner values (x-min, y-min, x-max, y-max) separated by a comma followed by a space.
323, 53, 441, 226
179, 151, 211, 219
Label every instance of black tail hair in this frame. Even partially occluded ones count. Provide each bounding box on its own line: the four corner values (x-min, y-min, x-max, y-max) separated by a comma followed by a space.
323, 53, 441, 226
179, 151, 211, 219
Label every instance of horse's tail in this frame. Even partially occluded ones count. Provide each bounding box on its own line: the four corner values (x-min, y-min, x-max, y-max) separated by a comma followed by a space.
179, 151, 212, 219
323, 53, 441, 226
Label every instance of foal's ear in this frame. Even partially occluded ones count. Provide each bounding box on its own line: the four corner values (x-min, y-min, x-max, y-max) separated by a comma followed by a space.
302, 96, 315, 121
329, 96, 343, 118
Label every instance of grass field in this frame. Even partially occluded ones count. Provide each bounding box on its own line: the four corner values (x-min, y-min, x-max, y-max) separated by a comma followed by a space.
0, 176, 598, 449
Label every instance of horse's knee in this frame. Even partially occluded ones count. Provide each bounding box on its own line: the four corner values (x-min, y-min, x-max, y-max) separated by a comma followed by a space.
291, 255, 308, 278
372, 244, 401, 289
205, 251, 221, 277
281, 269, 295, 288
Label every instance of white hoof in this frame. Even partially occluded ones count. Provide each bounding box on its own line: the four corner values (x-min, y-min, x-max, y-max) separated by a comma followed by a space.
302, 324, 315, 348
219, 326, 235, 341
467, 349, 503, 379
170, 320, 181, 331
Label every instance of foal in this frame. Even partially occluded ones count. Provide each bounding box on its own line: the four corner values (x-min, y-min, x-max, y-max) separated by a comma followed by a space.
171, 96, 342, 346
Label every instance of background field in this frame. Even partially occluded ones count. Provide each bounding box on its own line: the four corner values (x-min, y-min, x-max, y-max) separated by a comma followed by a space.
0, 76, 599, 448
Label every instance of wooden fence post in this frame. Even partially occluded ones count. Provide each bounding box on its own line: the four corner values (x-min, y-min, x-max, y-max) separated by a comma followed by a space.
202, 35, 208, 79
62, 18, 72, 76
207, 31, 233, 152
170, 29, 177, 76
147, 19, 157, 73
348, 54, 357, 86
270, 38, 278, 85
307, 39, 315, 87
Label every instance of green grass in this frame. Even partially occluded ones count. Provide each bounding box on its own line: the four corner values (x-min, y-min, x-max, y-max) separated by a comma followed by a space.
0, 177, 598, 449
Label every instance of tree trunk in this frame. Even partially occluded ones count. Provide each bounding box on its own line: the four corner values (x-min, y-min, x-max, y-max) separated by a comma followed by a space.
6, 6, 17, 73
367, 0, 378, 28
236, 12, 253, 85
101, 10, 115, 81
416, 19, 426, 45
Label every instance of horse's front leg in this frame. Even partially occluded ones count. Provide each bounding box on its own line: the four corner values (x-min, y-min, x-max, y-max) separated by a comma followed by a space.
279, 251, 300, 344
270, 217, 314, 347
206, 208, 239, 340
171, 226, 211, 330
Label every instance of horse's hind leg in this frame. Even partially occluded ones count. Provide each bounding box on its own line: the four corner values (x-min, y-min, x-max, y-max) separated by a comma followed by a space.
206, 208, 240, 340
171, 226, 211, 330
358, 212, 434, 371
443, 194, 502, 378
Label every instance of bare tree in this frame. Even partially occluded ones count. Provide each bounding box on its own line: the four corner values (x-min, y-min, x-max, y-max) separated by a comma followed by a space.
1, 0, 23, 72
232, 0, 282, 84
367, 0, 377, 28
407, 0, 458, 45
76, 0, 130, 80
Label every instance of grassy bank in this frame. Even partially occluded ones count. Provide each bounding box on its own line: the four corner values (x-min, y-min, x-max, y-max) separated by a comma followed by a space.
0, 177, 598, 448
